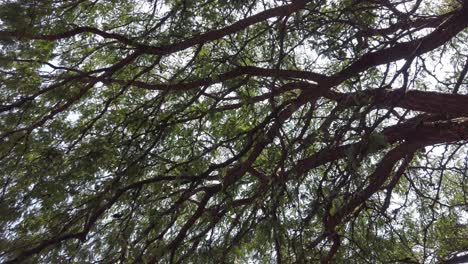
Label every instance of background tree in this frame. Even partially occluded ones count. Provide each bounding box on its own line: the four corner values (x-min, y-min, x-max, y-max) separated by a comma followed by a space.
1, 0, 467, 263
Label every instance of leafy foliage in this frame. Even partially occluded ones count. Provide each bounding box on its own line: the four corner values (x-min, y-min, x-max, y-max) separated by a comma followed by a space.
1, 0, 468, 263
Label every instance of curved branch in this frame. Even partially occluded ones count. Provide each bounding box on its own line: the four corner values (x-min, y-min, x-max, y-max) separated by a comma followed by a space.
0, 0, 309, 56
97, 66, 325, 91
329, 8, 468, 86
295, 116, 468, 175
327, 88, 468, 117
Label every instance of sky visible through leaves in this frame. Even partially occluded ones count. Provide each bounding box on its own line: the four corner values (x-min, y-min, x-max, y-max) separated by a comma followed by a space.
0, 0, 467, 263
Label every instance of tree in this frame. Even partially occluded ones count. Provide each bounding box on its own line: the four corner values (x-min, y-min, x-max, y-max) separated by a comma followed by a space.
0, 0, 467, 262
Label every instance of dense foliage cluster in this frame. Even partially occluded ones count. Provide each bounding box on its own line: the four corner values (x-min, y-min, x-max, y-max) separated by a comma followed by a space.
1, 0, 467, 263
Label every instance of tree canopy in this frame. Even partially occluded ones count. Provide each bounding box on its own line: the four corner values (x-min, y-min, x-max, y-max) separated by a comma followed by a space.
1, 0, 468, 263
